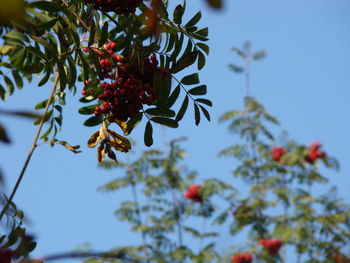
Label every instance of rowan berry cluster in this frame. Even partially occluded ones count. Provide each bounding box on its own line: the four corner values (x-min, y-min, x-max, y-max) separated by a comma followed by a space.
305, 141, 326, 164
271, 146, 286, 161
84, 0, 143, 15
83, 42, 161, 122
231, 252, 253, 263
259, 238, 282, 255
0, 248, 15, 263
184, 184, 203, 202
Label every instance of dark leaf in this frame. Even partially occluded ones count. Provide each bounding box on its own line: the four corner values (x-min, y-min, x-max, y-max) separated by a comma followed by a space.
188, 85, 207, 96
151, 117, 178, 128
194, 104, 200, 125
175, 96, 189, 122
181, 73, 199, 85
83, 115, 103, 127
144, 121, 153, 147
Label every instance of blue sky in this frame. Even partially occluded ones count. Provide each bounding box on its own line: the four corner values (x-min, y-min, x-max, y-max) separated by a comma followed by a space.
1, 0, 349, 261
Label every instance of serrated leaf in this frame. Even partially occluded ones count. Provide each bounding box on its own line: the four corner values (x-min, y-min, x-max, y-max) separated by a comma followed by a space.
175, 95, 189, 121
144, 121, 153, 147
188, 85, 206, 96
151, 117, 178, 128
181, 73, 199, 85
83, 115, 103, 127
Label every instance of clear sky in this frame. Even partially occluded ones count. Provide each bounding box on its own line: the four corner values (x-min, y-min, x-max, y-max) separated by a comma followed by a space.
1, 0, 349, 261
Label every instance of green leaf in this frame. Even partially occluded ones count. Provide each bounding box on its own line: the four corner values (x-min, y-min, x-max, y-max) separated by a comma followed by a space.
4, 76, 14, 95
34, 99, 48, 110
125, 113, 143, 135
144, 121, 153, 147
56, 59, 67, 91
188, 85, 207, 96
145, 108, 175, 117
78, 104, 99, 115
173, 4, 184, 24
181, 73, 199, 85
12, 71, 23, 90
197, 51, 206, 70
30, 36, 56, 53
163, 85, 180, 108
228, 64, 244, 73
0, 85, 6, 100
83, 115, 103, 127
175, 96, 189, 122
26, 46, 47, 62
171, 33, 184, 60
185, 11, 201, 27
36, 18, 58, 31
99, 22, 108, 47
88, 22, 96, 47
253, 50, 267, 61
5, 31, 29, 42
195, 98, 212, 107
38, 64, 51, 87
194, 104, 200, 125
171, 51, 198, 73
67, 55, 77, 87
206, 0, 223, 9
151, 117, 178, 128
196, 42, 209, 55
199, 105, 210, 121
30, 1, 61, 12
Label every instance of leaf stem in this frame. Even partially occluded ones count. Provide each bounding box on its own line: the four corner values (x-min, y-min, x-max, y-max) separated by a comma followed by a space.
0, 75, 59, 222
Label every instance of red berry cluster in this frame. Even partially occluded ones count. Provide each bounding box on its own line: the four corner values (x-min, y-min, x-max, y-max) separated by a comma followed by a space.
333, 253, 349, 263
184, 184, 203, 202
259, 238, 282, 255
83, 42, 161, 122
84, 0, 143, 15
305, 141, 326, 164
271, 146, 286, 161
231, 252, 253, 263
0, 248, 15, 263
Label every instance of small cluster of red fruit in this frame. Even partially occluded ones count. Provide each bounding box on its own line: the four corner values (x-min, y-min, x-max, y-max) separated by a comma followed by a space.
271, 141, 326, 163
84, 0, 143, 15
231, 252, 252, 263
231, 239, 282, 262
184, 184, 203, 202
82, 42, 160, 122
258, 238, 282, 255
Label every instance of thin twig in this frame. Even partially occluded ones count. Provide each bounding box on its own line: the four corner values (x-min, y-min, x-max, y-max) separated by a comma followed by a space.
61, 0, 90, 31
0, 75, 59, 222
